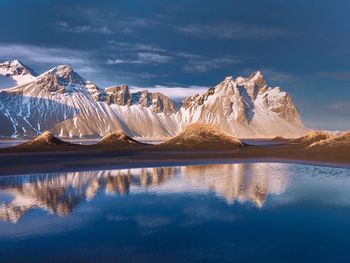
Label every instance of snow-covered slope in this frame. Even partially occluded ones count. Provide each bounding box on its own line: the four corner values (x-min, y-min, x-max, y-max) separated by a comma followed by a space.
0, 60, 36, 87
0, 61, 308, 138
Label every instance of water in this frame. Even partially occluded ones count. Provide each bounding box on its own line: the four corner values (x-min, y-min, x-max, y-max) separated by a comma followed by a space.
0, 163, 350, 262
0, 140, 27, 148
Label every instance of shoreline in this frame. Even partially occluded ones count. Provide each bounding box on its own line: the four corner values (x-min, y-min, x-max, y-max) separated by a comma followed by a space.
0, 146, 349, 176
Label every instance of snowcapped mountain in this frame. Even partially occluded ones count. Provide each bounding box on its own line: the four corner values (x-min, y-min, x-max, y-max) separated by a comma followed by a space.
178, 71, 306, 137
0, 63, 178, 137
0, 60, 308, 138
0, 60, 37, 87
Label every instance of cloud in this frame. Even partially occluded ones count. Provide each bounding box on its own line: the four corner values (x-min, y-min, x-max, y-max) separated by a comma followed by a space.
130, 85, 208, 98
134, 215, 173, 229
175, 23, 288, 40
328, 102, 350, 112
262, 68, 298, 84
137, 52, 172, 64
0, 43, 101, 78
0, 43, 87, 65
116, 17, 160, 35
175, 52, 241, 73
240, 68, 297, 84
182, 205, 238, 227
107, 52, 172, 65
106, 41, 165, 52
183, 56, 240, 73
55, 21, 112, 34
318, 71, 350, 81
106, 41, 241, 73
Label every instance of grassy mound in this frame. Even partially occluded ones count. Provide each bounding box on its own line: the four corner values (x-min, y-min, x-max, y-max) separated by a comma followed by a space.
271, 136, 289, 142
161, 123, 244, 150
17, 131, 71, 148
308, 131, 350, 149
289, 131, 333, 146
97, 130, 144, 147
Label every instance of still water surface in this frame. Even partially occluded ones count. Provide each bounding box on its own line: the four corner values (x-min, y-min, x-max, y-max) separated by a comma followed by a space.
1, 163, 350, 262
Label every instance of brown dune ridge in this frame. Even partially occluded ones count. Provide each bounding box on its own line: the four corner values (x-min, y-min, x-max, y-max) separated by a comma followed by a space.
308, 131, 350, 149
15, 131, 75, 148
96, 131, 146, 147
1, 127, 350, 175
13, 130, 147, 151
288, 131, 334, 146
271, 136, 289, 142
159, 123, 244, 150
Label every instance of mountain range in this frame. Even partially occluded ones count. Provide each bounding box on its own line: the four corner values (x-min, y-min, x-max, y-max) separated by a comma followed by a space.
0, 60, 308, 138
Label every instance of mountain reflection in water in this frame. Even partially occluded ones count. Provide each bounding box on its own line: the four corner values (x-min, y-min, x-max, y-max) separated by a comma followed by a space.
0, 163, 290, 223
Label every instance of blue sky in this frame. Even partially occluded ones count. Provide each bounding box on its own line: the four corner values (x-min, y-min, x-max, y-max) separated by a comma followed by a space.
0, 0, 349, 130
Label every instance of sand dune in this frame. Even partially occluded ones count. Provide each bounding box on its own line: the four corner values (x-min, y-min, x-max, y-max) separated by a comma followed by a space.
271, 136, 289, 142
96, 131, 145, 147
160, 123, 244, 150
16, 131, 73, 148
308, 131, 350, 149
289, 131, 334, 146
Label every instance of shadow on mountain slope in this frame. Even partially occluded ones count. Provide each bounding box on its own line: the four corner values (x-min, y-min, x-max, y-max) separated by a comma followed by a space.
0, 92, 80, 137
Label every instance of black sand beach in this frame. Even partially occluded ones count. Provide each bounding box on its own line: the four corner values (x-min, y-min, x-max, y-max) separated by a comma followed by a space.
1, 143, 349, 175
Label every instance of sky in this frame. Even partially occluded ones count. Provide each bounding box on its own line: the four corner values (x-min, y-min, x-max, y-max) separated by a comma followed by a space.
0, 0, 349, 130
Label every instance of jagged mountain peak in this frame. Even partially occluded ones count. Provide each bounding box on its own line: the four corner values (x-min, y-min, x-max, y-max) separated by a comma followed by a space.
0, 59, 37, 86
223, 75, 234, 82
132, 89, 177, 114
0, 62, 308, 138
0, 59, 36, 76
42, 64, 85, 85
104, 86, 177, 114
105, 85, 132, 106
27, 64, 106, 98
178, 71, 305, 137
249, 70, 263, 79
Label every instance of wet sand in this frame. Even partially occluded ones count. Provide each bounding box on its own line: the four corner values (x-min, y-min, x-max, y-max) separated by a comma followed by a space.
0, 143, 349, 175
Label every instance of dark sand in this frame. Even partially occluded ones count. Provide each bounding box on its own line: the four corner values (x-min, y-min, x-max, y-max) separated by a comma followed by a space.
0, 142, 349, 175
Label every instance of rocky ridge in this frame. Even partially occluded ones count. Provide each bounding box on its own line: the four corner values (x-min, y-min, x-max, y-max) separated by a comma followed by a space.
0, 60, 308, 138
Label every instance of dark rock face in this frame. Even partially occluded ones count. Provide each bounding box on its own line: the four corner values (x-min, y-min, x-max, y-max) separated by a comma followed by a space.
36, 72, 67, 93
183, 88, 215, 109
105, 85, 132, 106
51, 65, 85, 85
132, 90, 177, 115
104, 87, 176, 114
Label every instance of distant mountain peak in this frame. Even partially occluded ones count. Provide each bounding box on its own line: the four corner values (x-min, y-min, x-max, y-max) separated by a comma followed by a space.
249, 70, 263, 79
44, 64, 85, 85
0, 59, 37, 86
0, 59, 37, 76
224, 76, 234, 82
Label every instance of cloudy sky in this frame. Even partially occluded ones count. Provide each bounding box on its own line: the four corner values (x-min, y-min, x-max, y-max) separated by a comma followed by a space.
0, 0, 349, 130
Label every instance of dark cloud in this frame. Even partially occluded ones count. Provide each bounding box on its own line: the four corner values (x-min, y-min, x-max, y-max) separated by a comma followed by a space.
175, 23, 289, 40
55, 21, 112, 34
107, 52, 172, 65
318, 71, 350, 81
328, 102, 350, 113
